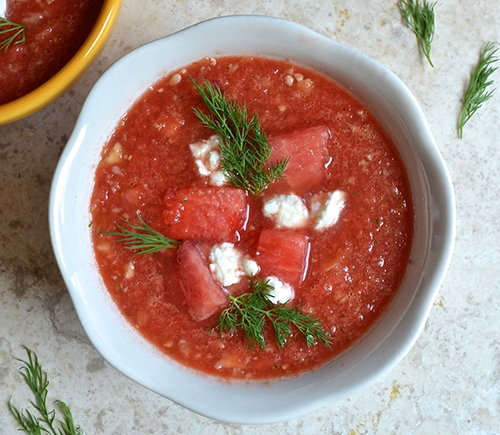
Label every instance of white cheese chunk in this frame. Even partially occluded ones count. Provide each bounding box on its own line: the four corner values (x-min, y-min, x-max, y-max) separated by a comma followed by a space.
242, 258, 260, 276
189, 135, 219, 158
189, 135, 228, 186
209, 243, 245, 287
209, 170, 227, 186
194, 159, 211, 176
265, 276, 294, 304
209, 243, 261, 286
311, 190, 346, 230
262, 194, 309, 228
208, 150, 220, 170
189, 135, 220, 175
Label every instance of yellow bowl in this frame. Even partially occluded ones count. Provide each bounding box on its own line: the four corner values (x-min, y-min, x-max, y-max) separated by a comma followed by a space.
0, 0, 122, 125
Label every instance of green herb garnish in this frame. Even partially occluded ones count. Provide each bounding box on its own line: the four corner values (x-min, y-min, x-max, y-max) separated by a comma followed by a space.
0, 17, 26, 52
458, 42, 499, 139
398, 0, 436, 67
215, 277, 332, 349
192, 78, 289, 195
8, 347, 84, 435
103, 213, 181, 253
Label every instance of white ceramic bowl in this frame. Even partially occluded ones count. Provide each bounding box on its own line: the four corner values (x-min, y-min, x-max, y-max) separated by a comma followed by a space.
50, 15, 455, 424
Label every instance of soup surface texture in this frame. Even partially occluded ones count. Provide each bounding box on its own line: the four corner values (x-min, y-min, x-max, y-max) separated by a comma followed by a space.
0, 0, 103, 105
90, 56, 413, 380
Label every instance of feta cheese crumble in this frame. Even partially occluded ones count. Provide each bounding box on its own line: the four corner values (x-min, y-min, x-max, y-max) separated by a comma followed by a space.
208, 150, 220, 170
263, 194, 309, 228
311, 190, 346, 230
265, 276, 294, 304
209, 243, 245, 287
189, 135, 228, 186
190, 135, 218, 157
242, 258, 260, 276
194, 159, 211, 176
209, 170, 227, 186
209, 243, 261, 286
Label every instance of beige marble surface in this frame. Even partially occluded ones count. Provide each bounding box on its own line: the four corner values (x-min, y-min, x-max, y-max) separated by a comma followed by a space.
1, 1, 499, 433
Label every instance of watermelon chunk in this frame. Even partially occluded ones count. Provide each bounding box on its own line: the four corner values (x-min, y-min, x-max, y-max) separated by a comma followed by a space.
178, 241, 229, 321
269, 126, 330, 194
163, 187, 248, 242
255, 230, 310, 288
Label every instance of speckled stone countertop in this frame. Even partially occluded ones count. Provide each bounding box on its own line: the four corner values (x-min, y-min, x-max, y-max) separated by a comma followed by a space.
1, 1, 499, 434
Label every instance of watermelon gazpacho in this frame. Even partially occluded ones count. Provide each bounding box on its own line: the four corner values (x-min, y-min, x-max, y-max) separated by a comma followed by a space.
0, 0, 103, 104
90, 56, 413, 380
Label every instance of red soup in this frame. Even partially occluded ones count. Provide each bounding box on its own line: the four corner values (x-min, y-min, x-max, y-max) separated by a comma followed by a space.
0, 0, 103, 105
90, 56, 413, 380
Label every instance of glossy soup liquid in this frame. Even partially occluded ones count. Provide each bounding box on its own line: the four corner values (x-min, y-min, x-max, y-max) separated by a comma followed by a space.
90, 56, 413, 380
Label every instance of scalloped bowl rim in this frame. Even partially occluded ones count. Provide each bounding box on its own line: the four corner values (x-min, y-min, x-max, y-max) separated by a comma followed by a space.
49, 15, 455, 424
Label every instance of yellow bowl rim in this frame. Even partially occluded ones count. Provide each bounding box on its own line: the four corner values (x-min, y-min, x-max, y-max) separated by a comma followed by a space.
0, 0, 122, 125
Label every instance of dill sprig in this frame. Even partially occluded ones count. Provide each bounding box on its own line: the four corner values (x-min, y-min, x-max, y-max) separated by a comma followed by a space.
216, 277, 333, 349
8, 347, 84, 435
103, 213, 181, 253
458, 42, 499, 139
399, 0, 436, 67
192, 78, 289, 195
0, 17, 26, 52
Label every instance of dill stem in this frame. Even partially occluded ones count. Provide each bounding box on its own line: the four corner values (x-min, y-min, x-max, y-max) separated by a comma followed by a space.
217, 278, 332, 349
0, 17, 26, 52
458, 42, 498, 139
399, 0, 436, 67
8, 347, 84, 435
191, 78, 288, 195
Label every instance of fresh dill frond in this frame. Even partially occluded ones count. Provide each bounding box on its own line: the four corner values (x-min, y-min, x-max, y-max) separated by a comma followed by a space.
216, 277, 333, 349
191, 78, 289, 195
103, 213, 181, 253
8, 347, 84, 435
55, 401, 84, 435
0, 17, 26, 52
399, 0, 436, 67
458, 42, 499, 139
